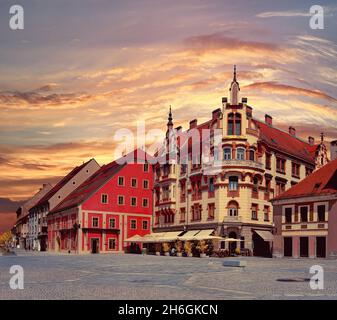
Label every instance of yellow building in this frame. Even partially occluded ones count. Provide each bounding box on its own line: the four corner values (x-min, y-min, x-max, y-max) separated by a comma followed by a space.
153, 66, 328, 257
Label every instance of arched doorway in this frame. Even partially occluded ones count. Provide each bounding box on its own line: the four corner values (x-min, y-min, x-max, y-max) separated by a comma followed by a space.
228, 231, 237, 255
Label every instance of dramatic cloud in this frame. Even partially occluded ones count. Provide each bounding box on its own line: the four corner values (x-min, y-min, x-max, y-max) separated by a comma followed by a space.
256, 11, 310, 18
244, 82, 337, 103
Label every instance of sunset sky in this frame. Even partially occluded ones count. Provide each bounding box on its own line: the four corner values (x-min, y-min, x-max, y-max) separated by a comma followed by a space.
0, 0, 337, 204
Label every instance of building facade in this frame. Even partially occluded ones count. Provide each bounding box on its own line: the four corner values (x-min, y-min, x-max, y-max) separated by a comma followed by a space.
153, 67, 328, 256
14, 183, 53, 249
272, 158, 337, 258
27, 159, 100, 251
47, 150, 153, 254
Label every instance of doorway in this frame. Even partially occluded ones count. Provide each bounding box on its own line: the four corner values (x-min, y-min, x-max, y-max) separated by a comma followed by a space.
228, 232, 237, 255
316, 237, 326, 258
91, 238, 99, 254
284, 237, 292, 257
300, 237, 309, 257
252, 232, 271, 257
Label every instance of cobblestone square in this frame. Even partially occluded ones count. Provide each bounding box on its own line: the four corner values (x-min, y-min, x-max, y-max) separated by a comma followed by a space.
1, 251, 336, 300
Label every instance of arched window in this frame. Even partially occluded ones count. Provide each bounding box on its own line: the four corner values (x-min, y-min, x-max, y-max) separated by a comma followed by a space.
223, 147, 232, 160
228, 200, 239, 217
236, 147, 245, 160
228, 113, 242, 135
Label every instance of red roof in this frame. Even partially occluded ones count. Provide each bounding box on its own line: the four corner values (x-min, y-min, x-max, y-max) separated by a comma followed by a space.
254, 120, 317, 164
50, 149, 151, 214
30, 159, 94, 211
273, 158, 337, 201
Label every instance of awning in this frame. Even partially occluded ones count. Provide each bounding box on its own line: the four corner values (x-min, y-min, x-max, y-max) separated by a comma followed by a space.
178, 230, 200, 241
156, 231, 183, 242
254, 230, 274, 242
192, 229, 223, 241
124, 234, 144, 242
141, 233, 166, 243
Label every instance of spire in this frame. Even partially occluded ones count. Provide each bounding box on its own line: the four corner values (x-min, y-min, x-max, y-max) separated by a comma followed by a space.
167, 105, 173, 128
320, 132, 324, 143
229, 65, 240, 105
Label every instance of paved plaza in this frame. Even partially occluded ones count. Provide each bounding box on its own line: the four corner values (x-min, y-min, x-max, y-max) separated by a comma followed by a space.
0, 250, 336, 300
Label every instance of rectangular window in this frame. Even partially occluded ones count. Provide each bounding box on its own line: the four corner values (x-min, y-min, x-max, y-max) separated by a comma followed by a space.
143, 179, 149, 189
108, 238, 116, 250
276, 182, 286, 196
251, 204, 258, 220
118, 195, 124, 205
208, 203, 215, 219
142, 220, 148, 230
236, 148, 245, 160
276, 158, 286, 173
143, 163, 149, 172
265, 153, 271, 169
92, 217, 99, 228
101, 194, 108, 204
180, 208, 186, 222
118, 176, 124, 186
131, 197, 137, 206
142, 198, 149, 207
305, 167, 313, 176
264, 206, 269, 221
300, 206, 308, 222
130, 219, 137, 229
109, 218, 116, 229
229, 176, 238, 190
317, 205, 326, 222
292, 162, 300, 178
285, 207, 292, 223
131, 178, 137, 187
223, 148, 231, 160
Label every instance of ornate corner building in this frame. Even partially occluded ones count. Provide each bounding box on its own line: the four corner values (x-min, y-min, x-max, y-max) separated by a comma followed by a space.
153, 66, 329, 257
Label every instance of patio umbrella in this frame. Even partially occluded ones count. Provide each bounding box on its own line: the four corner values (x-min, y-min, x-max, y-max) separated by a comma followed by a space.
223, 238, 242, 242
124, 234, 144, 242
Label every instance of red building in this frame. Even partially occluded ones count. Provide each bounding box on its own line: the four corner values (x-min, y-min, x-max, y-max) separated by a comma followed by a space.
272, 157, 337, 258
47, 150, 153, 254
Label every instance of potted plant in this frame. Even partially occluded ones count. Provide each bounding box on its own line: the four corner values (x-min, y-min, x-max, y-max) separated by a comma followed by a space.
155, 243, 161, 256
175, 241, 183, 257
162, 242, 170, 256
184, 241, 193, 257
197, 240, 208, 258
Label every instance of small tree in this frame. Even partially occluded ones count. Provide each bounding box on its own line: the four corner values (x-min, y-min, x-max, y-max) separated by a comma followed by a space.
175, 241, 183, 253
0, 231, 12, 246
184, 241, 192, 255
162, 242, 170, 253
196, 240, 208, 254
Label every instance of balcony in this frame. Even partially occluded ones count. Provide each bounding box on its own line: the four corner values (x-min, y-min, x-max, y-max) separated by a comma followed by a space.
223, 216, 242, 223
191, 194, 202, 201
203, 159, 264, 172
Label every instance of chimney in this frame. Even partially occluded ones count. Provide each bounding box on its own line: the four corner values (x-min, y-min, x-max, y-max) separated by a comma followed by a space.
222, 97, 227, 104
242, 97, 248, 104
189, 119, 197, 129
331, 140, 337, 161
289, 126, 296, 136
308, 136, 315, 146
212, 108, 221, 120
265, 114, 272, 126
